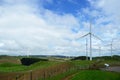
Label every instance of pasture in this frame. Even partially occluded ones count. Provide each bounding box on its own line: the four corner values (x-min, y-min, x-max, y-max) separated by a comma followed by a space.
0, 55, 120, 80
71, 70, 120, 80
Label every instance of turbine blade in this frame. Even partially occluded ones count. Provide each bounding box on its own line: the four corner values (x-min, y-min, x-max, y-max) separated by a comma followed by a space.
91, 34, 103, 41
75, 33, 90, 40
80, 33, 90, 38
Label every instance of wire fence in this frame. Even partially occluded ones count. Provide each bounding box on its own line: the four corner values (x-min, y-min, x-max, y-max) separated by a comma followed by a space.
0, 62, 77, 80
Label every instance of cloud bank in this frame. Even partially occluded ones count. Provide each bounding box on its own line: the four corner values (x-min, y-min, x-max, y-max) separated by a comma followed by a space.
0, 0, 120, 56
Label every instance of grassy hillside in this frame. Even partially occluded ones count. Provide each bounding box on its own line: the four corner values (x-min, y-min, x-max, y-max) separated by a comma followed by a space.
0, 56, 120, 80
71, 70, 120, 80
0, 56, 21, 64
0, 61, 60, 72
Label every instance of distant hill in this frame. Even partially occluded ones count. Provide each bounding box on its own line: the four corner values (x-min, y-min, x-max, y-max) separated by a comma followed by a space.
71, 55, 120, 61
93, 55, 120, 61
0, 55, 21, 64
71, 56, 90, 60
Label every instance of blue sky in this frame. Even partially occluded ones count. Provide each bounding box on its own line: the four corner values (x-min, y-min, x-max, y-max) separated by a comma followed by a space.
0, 0, 120, 56
42, 0, 90, 15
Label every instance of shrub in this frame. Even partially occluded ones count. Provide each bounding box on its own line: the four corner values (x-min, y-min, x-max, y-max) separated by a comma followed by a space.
21, 58, 48, 66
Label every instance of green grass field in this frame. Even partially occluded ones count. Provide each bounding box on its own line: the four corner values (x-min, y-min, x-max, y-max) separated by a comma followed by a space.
41, 60, 120, 80
0, 56, 120, 80
71, 70, 120, 80
0, 61, 60, 72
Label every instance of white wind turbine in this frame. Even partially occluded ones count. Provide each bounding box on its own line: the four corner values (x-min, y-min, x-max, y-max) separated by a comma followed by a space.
78, 22, 102, 61
85, 38, 88, 60
108, 38, 120, 57
14, 40, 31, 57
104, 38, 116, 57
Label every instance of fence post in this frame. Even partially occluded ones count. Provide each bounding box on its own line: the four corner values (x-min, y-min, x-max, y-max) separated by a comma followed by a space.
43, 71, 45, 80
30, 70, 32, 80
16, 75, 18, 80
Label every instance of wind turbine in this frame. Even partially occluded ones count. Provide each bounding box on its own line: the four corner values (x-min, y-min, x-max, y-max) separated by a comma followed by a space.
99, 46, 101, 57
78, 22, 102, 61
85, 38, 88, 60
14, 40, 32, 57
104, 39, 114, 57
110, 39, 113, 57
110, 37, 118, 57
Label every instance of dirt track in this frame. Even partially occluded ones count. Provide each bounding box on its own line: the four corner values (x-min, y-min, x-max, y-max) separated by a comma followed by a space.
62, 72, 78, 80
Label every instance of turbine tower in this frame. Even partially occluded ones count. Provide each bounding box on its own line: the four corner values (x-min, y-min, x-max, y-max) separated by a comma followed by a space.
99, 46, 101, 57
14, 40, 31, 57
105, 39, 114, 57
110, 39, 114, 57
86, 38, 88, 60
79, 22, 102, 61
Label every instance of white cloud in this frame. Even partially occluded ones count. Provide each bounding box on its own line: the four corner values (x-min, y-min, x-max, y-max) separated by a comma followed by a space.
0, 0, 119, 56
0, 0, 82, 56
0, 43, 4, 47
86, 0, 120, 56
